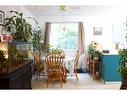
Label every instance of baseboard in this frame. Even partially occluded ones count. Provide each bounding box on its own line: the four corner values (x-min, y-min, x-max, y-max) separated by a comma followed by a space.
104, 81, 122, 84
101, 79, 121, 84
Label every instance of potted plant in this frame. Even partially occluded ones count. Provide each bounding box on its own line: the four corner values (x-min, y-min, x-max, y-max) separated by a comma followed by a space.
118, 48, 127, 76
87, 41, 99, 59
0, 50, 7, 72
5, 10, 32, 42
118, 48, 127, 89
93, 50, 101, 61
29, 17, 44, 55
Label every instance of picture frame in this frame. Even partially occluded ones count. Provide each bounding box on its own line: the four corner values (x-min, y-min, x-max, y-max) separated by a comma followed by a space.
0, 10, 5, 26
93, 27, 102, 36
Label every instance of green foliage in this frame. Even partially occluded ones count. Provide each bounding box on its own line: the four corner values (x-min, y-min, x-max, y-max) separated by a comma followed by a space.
50, 48, 61, 53
28, 17, 44, 53
118, 66, 127, 75
5, 10, 32, 42
87, 41, 101, 60
118, 49, 127, 63
118, 48, 127, 75
32, 28, 43, 52
0, 50, 7, 65
87, 41, 98, 55
93, 50, 101, 57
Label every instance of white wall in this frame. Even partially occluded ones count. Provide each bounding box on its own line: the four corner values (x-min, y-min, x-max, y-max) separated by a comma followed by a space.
112, 15, 127, 49
0, 6, 18, 34
85, 16, 114, 51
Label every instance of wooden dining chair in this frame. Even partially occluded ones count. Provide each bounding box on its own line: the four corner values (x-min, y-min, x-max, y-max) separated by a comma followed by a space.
71, 50, 80, 81
68, 51, 80, 81
34, 52, 44, 80
59, 50, 66, 82
60, 50, 65, 58
45, 53, 64, 87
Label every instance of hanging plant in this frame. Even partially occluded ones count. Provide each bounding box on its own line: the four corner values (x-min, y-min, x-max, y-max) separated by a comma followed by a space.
5, 10, 32, 42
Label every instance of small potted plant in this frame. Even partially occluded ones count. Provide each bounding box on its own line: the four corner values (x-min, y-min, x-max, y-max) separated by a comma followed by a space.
87, 41, 100, 60
93, 50, 101, 61
88, 41, 97, 58
0, 50, 7, 72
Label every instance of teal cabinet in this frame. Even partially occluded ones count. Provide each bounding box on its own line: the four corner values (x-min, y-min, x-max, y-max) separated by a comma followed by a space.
101, 54, 121, 83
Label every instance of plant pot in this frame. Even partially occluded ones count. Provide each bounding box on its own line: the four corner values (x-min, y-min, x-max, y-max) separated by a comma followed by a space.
93, 56, 99, 61
120, 74, 127, 89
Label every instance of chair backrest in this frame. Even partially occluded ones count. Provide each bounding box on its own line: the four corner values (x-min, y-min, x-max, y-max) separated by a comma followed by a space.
34, 52, 41, 67
45, 53, 64, 74
60, 50, 65, 58
74, 51, 80, 66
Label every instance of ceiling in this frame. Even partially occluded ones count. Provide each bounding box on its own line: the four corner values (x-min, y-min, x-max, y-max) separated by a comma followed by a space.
24, 6, 120, 16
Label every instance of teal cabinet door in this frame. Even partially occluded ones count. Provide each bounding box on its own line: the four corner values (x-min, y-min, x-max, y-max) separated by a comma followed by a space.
101, 55, 121, 82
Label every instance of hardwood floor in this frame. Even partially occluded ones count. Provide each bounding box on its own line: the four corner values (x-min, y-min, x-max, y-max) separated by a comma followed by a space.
32, 73, 121, 89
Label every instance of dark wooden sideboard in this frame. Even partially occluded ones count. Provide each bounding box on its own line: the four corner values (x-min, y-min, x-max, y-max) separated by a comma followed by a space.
0, 61, 32, 89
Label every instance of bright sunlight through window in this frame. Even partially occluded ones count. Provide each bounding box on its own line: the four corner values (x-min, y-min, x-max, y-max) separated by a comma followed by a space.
50, 23, 78, 50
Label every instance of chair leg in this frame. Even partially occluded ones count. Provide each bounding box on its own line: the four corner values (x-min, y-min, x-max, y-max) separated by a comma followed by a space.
47, 76, 49, 87
36, 72, 38, 80
39, 72, 41, 78
60, 77, 62, 87
75, 69, 78, 81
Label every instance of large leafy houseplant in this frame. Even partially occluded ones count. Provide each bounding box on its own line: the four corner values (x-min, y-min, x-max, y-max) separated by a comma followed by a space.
27, 17, 44, 56
5, 10, 32, 42
118, 49, 127, 76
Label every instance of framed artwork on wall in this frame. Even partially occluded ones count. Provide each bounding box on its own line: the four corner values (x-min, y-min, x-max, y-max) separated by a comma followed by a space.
0, 11, 4, 26
93, 27, 102, 36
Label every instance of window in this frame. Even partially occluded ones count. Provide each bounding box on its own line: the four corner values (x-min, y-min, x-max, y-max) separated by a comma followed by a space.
50, 23, 78, 49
